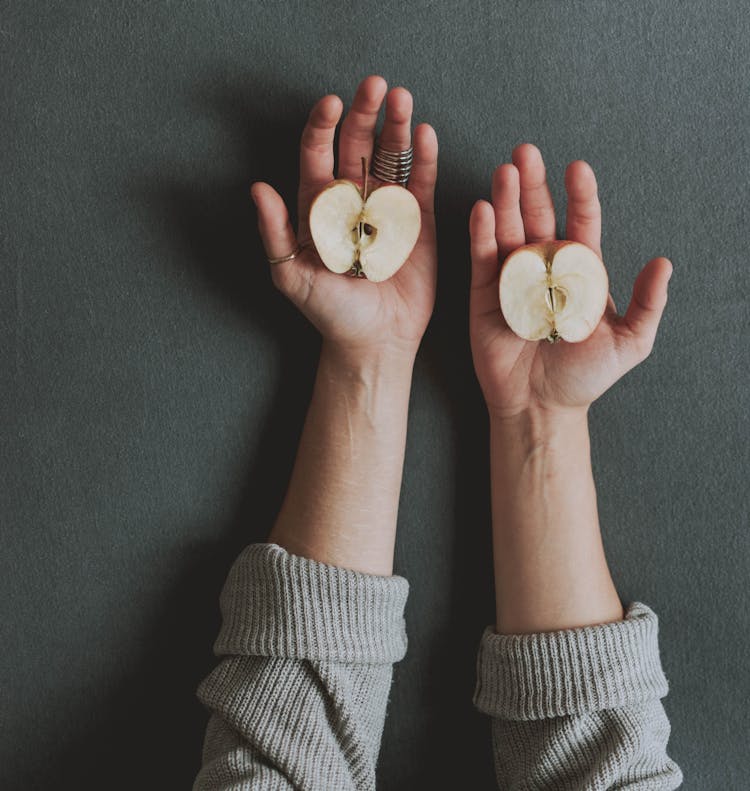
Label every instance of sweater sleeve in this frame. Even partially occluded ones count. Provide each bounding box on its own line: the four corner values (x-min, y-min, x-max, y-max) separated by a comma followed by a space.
473, 602, 683, 790
193, 542, 409, 791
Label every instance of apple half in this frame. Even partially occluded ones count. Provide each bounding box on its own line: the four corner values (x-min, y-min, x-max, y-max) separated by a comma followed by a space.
499, 241, 609, 343
309, 179, 421, 283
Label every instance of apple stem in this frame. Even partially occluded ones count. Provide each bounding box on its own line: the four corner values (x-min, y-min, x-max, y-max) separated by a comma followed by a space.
361, 156, 369, 201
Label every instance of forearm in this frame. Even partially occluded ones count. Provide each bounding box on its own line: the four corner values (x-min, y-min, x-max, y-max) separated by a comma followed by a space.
490, 405, 623, 634
195, 347, 414, 789
482, 408, 681, 789
268, 339, 414, 575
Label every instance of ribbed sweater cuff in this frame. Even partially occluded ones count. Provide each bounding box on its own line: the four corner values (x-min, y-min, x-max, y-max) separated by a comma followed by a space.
213, 543, 409, 664
473, 602, 669, 721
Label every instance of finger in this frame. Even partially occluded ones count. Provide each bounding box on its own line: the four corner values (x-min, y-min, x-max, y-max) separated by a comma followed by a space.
512, 143, 556, 243
251, 182, 303, 296
298, 94, 344, 213
621, 257, 673, 360
470, 200, 500, 298
565, 160, 602, 257
338, 75, 388, 180
491, 164, 525, 261
408, 123, 438, 215
377, 86, 413, 152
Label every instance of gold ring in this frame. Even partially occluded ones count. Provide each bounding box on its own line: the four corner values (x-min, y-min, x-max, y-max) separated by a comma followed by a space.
267, 244, 302, 266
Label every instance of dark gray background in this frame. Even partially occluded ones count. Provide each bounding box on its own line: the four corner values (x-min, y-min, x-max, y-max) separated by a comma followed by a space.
2, 1, 748, 788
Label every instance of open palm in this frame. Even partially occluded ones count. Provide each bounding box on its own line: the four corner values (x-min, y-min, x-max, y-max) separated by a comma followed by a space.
469, 144, 672, 418
252, 75, 438, 358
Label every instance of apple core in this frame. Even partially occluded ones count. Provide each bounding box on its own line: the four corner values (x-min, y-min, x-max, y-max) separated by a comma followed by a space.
499, 241, 609, 344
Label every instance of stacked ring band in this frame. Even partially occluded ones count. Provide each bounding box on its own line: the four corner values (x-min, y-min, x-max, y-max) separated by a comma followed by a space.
370, 142, 413, 185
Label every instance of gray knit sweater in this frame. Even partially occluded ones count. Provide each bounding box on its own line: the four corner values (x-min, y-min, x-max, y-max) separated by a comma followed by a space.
193, 543, 682, 790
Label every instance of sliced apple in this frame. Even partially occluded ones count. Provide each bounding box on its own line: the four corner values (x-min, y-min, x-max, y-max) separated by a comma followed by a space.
309, 179, 421, 283
499, 241, 609, 343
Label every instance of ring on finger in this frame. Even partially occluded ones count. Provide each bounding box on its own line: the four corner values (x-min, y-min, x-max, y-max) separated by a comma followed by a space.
370, 140, 413, 186
267, 243, 303, 266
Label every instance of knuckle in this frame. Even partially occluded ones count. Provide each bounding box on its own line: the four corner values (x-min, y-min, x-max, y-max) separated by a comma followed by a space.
301, 139, 330, 157
572, 207, 600, 224
522, 202, 544, 216
523, 204, 554, 222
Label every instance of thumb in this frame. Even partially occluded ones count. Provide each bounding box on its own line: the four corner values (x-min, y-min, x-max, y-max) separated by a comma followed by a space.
469, 200, 503, 319
470, 200, 499, 290
250, 182, 303, 296
622, 257, 673, 361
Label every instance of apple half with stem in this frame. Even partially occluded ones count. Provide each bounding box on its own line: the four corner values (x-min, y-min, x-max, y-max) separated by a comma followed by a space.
499, 241, 609, 343
309, 160, 421, 283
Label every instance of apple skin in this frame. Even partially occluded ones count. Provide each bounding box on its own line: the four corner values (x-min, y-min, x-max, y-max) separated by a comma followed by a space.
498, 241, 609, 343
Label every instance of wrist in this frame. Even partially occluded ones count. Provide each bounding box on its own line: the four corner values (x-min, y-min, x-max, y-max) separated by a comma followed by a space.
489, 403, 590, 451
320, 339, 417, 388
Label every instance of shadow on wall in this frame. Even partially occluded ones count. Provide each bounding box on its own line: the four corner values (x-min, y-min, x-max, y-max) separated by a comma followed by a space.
33, 75, 317, 791
379, 170, 497, 789
40, 74, 495, 790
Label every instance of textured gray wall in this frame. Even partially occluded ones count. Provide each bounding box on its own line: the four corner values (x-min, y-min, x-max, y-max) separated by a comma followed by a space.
2, 2, 748, 788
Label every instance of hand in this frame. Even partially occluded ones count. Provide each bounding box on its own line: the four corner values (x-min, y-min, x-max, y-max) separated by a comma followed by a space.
252, 75, 438, 363
469, 144, 672, 418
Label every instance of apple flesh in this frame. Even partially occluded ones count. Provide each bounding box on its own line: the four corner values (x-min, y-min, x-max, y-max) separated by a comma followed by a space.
309, 179, 421, 283
498, 241, 609, 343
